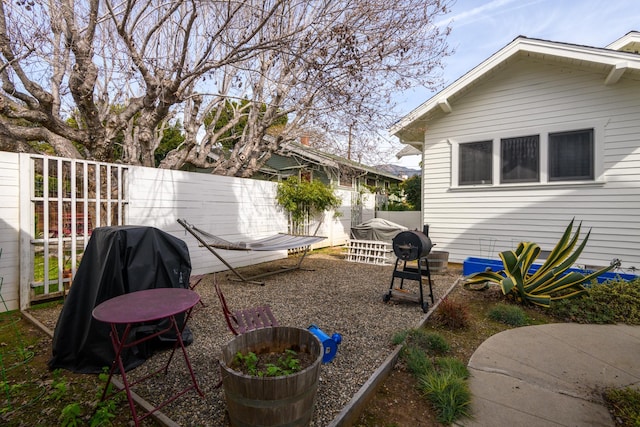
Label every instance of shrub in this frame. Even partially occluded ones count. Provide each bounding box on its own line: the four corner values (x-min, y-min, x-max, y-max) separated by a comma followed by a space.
396, 329, 470, 424
433, 297, 470, 329
275, 177, 341, 234
407, 329, 450, 355
550, 278, 640, 324
391, 330, 409, 346
418, 371, 471, 424
603, 387, 640, 426
589, 278, 640, 324
550, 295, 615, 324
488, 303, 529, 327
402, 345, 433, 376
397, 328, 451, 355
436, 357, 469, 380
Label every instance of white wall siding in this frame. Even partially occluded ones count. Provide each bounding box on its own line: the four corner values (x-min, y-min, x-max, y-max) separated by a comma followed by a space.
421, 58, 640, 272
0, 152, 20, 310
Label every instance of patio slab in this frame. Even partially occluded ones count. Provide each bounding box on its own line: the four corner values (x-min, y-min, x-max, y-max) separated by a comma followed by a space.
461, 323, 640, 427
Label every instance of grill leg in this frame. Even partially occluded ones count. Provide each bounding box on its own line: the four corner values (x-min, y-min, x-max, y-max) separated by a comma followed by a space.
421, 257, 435, 306
384, 257, 434, 313
418, 259, 425, 312
383, 258, 403, 302
400, 260, 408, 289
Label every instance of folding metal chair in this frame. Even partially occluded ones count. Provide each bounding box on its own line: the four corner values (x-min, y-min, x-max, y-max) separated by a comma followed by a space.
214, 281, 279, 335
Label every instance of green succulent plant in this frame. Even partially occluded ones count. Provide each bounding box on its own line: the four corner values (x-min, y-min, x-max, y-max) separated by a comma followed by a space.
465, 219, 618, 307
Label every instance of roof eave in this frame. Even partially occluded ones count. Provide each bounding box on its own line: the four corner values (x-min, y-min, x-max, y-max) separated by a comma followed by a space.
279, 141, 402, 181
390, 36, 640, 137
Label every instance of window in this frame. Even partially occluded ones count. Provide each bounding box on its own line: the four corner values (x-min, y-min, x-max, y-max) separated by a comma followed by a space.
548, 129, 594, 181
454, 125, 599, 188
339, 170, 352, 187
501, 135, 539, 183
459, 141, 492, 185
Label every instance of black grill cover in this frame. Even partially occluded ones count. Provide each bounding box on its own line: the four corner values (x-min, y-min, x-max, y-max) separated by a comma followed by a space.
48, 226, 193, 374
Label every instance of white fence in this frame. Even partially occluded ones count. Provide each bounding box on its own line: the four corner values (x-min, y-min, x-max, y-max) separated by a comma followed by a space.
0, 152, 20, 311
0, 152, 369, 311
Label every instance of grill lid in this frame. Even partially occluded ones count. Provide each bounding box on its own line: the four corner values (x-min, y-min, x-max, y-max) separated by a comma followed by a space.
392, 230, 433, 261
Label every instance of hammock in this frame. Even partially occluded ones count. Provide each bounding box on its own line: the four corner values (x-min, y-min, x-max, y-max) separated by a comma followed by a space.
177, 219, 326, 284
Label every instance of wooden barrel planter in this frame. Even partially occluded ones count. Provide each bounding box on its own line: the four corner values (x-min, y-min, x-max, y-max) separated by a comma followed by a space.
219, 327, 323, 427
425, 250, 449, 274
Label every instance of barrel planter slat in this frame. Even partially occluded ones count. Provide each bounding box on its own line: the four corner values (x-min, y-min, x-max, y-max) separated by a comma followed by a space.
219, 327, 323, 427
426, 250, 449, 274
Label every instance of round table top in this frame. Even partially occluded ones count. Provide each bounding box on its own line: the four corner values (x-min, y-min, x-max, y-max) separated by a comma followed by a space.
92, 288, 200, 324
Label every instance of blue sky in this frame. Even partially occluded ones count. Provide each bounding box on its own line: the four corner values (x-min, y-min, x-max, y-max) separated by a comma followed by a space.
391, 0, 640, 169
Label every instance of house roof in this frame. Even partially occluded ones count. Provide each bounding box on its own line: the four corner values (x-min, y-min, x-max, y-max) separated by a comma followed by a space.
390, 31, 640, 145
395, 144, 421, 159
276, 141, 403, 182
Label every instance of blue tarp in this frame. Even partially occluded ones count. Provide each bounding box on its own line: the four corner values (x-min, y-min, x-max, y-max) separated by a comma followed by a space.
463, 257, 637, 283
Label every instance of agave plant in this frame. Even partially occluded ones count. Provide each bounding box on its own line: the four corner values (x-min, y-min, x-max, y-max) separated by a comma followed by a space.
465, 219, 618, 307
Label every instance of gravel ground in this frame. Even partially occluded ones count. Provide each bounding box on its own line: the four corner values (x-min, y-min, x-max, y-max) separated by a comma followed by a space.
33, 251, 461, 426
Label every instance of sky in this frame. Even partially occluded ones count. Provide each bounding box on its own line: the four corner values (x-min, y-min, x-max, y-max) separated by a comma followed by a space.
390, 0, 640, 169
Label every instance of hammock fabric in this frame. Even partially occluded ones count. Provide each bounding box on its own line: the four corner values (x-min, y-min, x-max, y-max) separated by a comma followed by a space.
186, 225, 326, 251
177, 219, 326, 284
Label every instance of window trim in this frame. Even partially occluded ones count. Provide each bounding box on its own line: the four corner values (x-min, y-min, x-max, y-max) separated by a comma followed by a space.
449, 120, 605, 189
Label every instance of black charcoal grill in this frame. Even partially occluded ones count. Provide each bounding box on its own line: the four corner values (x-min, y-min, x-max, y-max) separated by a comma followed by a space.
383, 226, 435, 313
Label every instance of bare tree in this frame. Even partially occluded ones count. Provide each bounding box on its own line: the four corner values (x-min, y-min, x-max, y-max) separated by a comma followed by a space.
0, 0, 451, 175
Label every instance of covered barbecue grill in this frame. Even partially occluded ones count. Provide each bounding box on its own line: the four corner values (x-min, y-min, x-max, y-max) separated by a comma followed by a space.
383, 227, 435, 312
49, 226, 193, 374
350, 218, 407, 242
392, 230, 433, 261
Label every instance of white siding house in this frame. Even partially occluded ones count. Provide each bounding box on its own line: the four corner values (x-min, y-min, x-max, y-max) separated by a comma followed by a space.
391, 32, 640, 272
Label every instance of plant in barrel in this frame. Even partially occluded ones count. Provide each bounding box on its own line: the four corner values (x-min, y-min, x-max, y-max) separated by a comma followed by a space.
219, 327, 324, 427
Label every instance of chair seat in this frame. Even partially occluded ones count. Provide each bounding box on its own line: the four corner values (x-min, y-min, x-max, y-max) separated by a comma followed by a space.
215, 281, 279, 335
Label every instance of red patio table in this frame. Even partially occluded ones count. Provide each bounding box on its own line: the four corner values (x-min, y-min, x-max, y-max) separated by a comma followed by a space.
92, 287, 204, 426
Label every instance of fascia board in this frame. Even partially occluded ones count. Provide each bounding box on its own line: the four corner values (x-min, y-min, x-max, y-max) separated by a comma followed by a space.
606, 31, 640, 50
279, 143, 339, 168
395, 144, 422, 159
389, 37, 524, 136
520, 38, 640, 67
390, 37, 640, 137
